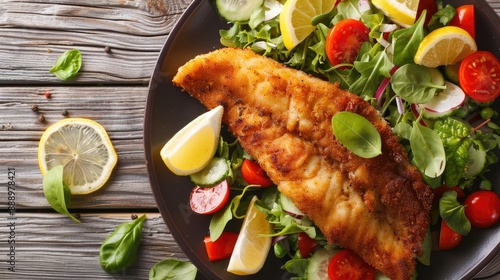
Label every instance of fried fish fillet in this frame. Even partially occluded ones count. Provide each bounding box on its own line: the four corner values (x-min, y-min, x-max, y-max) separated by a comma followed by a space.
173, 48, 433, 280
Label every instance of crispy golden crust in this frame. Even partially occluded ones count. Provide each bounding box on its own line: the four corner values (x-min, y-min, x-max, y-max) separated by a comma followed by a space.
173, 48, 433, 280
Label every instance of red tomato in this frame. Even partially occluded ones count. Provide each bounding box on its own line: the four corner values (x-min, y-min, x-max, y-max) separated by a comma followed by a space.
464, 190, 500, 228
241, 159, 274, 187
449, 5, 475, 39
203, 232, 238, 261
325, 19, 369, 68
189, 180, 230, 214
328, 249, 376, 280
416, 0, 438, 26
297, 232, 320, 258
439, 219, 463, 250
459, 51, 500, 103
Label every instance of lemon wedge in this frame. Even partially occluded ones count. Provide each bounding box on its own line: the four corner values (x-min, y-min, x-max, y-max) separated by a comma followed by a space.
414, 26, 477, 68
280, 0, 337, 50
227, 195, 273, 275
38, 118, 118, 195
160, 106, 223, 176
372, 0, 418, 27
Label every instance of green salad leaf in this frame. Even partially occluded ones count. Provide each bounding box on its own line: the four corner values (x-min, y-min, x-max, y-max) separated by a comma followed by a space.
331, 112, 382, 158
42, 165, 80, 222
439, 191, 471, 236
410, 121, 446, 178
391, 11, 426, 66
391, 64, 447, 103
149, 259, 197, 280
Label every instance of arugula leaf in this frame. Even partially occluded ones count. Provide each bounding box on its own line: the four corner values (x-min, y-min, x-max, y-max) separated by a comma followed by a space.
392, 11, 426, 66
391, 64, 446, 103
428, 4, 457, 31
439, 191, 471, 236
410, 121, 446, 178
434, 118, 473, 186
149, 259, 197, 280
42, 165, 80, 222
331, 112, 382, 158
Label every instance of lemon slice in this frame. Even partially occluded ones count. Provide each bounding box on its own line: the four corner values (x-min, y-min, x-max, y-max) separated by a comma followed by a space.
372, 0, 418, 27
160, 106, 223, 176
38, 118, 118, 195
414, 26, 477, 68
280, 0, 337, 50
227, 195, 273, 275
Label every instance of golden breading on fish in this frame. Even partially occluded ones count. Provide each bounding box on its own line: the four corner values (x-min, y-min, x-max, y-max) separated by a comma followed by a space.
172, 47, 433, 280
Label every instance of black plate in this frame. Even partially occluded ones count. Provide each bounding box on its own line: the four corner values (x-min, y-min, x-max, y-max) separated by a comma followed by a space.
144, 1, 500, 279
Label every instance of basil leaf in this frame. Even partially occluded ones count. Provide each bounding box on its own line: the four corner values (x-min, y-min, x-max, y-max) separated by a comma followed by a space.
49, 49, 82, 81
392, 11, 426, 66
100, 214, 146, 273
42, 165, 80, 222
439, 191, 471, 236
410, 121, 446, 178
391, 64, 446, 104
149, 259, 197, 280
331, 112, 382, 158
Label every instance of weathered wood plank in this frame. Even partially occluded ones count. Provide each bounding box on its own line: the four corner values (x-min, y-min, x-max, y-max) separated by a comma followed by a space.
0, 0, 193, 84
0, 86, 157, 209
0, 212, 194, 279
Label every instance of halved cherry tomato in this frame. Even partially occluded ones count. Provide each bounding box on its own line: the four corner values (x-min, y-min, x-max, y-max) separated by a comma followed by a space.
325, 19, 369, 68
328, 249, 376, 280
439, 219, 462, 250
297, 232, 320, 258
459, 51, 500, 103
241, 159, 274, 187
464, 190, 500, 228
189, 180, 230, 214
449, 5, 475, 39
204, 232, 238, 261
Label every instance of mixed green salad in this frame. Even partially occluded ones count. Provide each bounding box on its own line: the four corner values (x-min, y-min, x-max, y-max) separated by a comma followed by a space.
179, 0, 500, 279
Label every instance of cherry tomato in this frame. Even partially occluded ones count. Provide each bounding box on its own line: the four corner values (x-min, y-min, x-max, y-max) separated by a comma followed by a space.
241, 159, 274, 187
459, 51, 500, 103
464, 190, 500, 228
297, 232, 320, 258
439, 219, 463, 250
449, 5, 475, 39
325, 19, 369, 68
328, 249, 376, 280
189, 180, 230, 214
203, 232, 238, 261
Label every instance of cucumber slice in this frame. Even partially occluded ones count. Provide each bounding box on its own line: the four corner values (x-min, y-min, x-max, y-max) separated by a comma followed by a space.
441, 63, 460, 84
216, 0, 264, 22
280, 193, 305, 217
190, 157, 230, 186
465, 140, 487, 178
307, 246, 340, 280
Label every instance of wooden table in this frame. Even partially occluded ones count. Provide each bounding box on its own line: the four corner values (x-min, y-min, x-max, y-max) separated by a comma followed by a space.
0, 0, 499, 279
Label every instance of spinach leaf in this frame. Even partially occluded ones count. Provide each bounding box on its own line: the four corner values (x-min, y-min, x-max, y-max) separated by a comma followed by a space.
100, 214, 146, 273
331, 112, 382, 158
392, 11, 426, 66
434, 118, 473, 186
42, 165, 80, 222
439, 191, 471, 236
410, 121, 446, 178
49, 49, 82, 81
391, 64, 446, 104
149, 259, 197, 280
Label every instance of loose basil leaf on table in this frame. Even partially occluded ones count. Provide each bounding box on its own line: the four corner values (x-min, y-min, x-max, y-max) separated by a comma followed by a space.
42, 165, 80, 223
149, 259, 197, 280
331, 111, 382, 158
49, 49, 82, 81
100, 214, 146, 273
